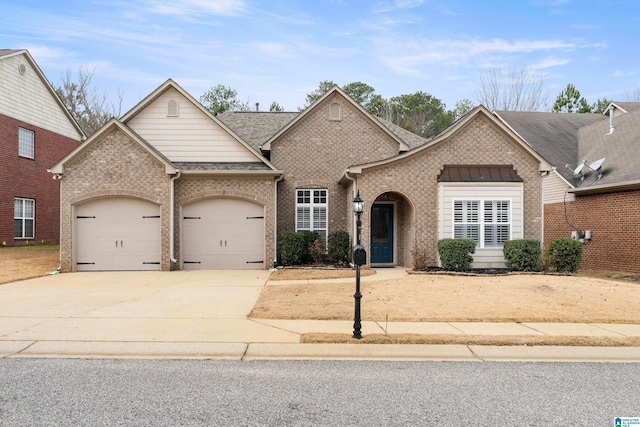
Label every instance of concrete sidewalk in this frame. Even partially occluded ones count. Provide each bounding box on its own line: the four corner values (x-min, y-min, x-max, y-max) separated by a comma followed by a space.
1, 268, 639, 362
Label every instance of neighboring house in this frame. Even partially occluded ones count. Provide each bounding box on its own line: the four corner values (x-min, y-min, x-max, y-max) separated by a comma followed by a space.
496, 104, 640, 274
0, 49, 84, 246
51, 79, 551, 272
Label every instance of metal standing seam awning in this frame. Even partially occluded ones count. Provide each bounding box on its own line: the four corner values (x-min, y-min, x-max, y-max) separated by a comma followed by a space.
437, 165, 524, 182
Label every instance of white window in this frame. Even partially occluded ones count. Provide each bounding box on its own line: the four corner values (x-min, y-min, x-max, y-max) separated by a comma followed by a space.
454, 199, 510, 247
18, 127, 34, 159
296, 189, 328, 244
14, 198, 35, 239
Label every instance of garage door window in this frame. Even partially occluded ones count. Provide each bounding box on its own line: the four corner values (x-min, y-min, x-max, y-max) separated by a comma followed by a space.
14, 198, 35, 239
296, 189, 328, 244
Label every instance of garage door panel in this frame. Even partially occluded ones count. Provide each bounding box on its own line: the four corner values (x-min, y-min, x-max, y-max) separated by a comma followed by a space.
75, 198, 161, 271
182, 198, 264, 270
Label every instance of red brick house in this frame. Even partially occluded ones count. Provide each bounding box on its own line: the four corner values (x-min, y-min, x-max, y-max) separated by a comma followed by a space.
51, 79, 552, 272
0, 49, 84, 246
496, 103, 640, 274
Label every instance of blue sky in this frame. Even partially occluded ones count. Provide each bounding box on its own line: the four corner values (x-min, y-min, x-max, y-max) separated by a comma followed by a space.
2, 0, 639, 113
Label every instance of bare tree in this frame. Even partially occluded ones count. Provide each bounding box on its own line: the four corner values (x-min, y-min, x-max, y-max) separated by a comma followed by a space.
624, 87, 640, 102
54, 66, 122, 136
475, 65, 548, 112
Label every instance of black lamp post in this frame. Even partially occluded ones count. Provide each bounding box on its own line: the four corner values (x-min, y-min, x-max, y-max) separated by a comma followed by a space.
352, 191, 365, 339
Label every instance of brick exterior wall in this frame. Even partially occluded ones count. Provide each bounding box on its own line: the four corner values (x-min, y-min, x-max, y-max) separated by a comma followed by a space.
59, 127, 171, 272
544, 189, 640, 274
357, 114, 544, 268
0, 114, 80, 246
59, 125, 278, 272
270, 92, 400, 245
174, 176, 277, 267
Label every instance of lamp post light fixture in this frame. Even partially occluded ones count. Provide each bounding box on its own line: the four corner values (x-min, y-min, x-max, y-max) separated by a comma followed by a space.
352, 191, 366, 339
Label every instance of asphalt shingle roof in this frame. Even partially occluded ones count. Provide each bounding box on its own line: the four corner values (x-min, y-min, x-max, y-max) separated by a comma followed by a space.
217, 111, 431, 153
497, 105, 640, 189
217, 111, 298, 152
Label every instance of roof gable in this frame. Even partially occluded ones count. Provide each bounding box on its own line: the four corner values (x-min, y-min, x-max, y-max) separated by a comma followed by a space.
347, 106, 551, 175
262, 86, 410, 152
0, 49, 85, 140
121, 79, 278, 170
49, 118, 175, 175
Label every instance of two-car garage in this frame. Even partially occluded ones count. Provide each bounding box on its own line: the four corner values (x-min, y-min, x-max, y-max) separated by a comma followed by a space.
73, 197, 265, 271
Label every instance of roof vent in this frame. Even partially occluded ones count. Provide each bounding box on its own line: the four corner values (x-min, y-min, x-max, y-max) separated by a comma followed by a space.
329, 103, 341, 120
167, 99, 179, 117
608, 105, 615, 135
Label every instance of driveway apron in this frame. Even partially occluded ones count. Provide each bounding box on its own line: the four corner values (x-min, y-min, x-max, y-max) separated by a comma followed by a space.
0, 271, 300, 345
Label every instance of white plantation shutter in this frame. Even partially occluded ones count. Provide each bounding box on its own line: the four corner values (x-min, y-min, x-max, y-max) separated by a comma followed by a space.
296, 189, 328, 245
454, 199, 510, 247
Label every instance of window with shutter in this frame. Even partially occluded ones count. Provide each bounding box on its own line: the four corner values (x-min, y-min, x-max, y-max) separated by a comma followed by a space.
296, 189, 328, 245
453, 199, 510, 247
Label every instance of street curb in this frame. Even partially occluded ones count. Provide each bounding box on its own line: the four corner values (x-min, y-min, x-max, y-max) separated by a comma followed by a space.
3, 341, 247, 359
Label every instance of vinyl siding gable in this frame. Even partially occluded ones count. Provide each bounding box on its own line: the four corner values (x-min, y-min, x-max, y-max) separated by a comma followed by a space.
126, 87, 259, 163
0, 53, 82, 140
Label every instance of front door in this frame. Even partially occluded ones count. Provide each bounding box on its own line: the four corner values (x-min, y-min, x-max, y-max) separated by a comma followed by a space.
370, 203, 394, 264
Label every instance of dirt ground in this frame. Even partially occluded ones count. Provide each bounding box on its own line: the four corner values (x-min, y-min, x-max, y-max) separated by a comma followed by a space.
253, 272, 640, 324
0, 245, 60, 285
261, 269, 640, 346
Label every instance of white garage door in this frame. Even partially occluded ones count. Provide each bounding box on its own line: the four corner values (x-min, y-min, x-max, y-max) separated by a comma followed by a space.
182, 198, 264, 270
75, 198, 161, 271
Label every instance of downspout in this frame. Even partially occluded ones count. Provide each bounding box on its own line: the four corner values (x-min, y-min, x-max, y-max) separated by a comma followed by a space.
273, 174, 284, 268
170, 170, 181, 264
343, 171, 358, 261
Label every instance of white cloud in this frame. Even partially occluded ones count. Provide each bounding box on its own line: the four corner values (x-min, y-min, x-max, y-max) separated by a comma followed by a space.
147, 0, 245, 17
393, 0, 425, 9
531, 56, 571, 69
377, 37, 578, 74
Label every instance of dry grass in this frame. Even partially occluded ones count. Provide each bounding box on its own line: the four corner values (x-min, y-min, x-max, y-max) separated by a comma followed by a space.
301, 333, 640, 347
0, 245, 60, 285
252, 273, 640, 324
269, 267, 376, 281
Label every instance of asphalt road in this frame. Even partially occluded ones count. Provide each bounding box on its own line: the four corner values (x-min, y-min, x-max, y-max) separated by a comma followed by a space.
1, 359, 639, 426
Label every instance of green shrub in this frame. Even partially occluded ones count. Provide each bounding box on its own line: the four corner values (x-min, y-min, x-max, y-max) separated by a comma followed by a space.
328, 230, 350, 266
503, 239, 541, 272
437, 238, 475, 271
546, 238, 583, 273
278, 231, 320, 266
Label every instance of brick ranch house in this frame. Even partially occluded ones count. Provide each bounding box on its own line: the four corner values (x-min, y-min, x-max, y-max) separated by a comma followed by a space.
496, 103, 640, 274
0, 49, 84, 246
50, 79, 553, 272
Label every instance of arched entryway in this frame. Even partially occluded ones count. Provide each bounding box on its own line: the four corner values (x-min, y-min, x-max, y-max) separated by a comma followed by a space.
369, 191, 414, 267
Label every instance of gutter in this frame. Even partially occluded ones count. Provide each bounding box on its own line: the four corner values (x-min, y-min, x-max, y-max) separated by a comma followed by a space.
568, 179, 640, 196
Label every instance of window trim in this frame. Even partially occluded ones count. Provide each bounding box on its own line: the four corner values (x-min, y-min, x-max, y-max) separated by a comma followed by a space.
14, 197, 35, 239
295, 189, 328, 245
329, 102, 342, 121
18, 127, 35, 159
452, 198, 511, 248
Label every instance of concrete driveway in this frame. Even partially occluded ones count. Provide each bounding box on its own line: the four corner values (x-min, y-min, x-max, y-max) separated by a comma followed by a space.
0, 270, 302, 357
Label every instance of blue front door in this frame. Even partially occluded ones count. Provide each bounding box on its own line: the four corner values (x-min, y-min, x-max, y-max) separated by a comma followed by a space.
370, 204, 394, 264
